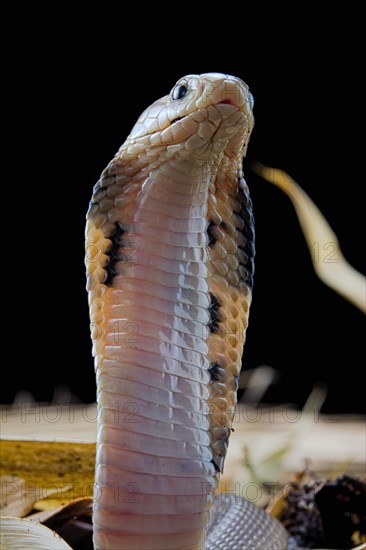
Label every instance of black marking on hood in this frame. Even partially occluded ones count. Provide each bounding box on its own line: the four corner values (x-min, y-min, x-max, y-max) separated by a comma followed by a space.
211, 457, 222, 473
87, 181, 106, 214
207, 221, 217, 247
208, 293, 221, 333
236, 185, 255, 289
104, 223, 124, 287
208, 362, 222, 382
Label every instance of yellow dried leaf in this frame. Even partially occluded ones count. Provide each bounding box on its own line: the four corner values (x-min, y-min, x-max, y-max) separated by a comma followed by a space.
0, 474, 72, 517
253, 163, 366, 313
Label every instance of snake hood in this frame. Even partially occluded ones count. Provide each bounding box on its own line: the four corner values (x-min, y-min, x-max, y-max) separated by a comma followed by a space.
86, 74, 287, 549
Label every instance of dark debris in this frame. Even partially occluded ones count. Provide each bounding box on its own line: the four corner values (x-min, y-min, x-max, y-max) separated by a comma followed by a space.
280, 475, 366, 549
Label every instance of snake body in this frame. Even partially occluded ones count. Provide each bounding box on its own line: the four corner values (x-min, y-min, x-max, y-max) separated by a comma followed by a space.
86, 73, 288, 549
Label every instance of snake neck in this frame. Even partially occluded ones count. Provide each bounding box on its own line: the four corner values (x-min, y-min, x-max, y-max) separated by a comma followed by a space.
86, 152, 254, 549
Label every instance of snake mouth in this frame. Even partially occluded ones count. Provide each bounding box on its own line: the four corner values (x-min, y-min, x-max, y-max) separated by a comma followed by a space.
170, 101, 237, 126
170, 116, 184, 125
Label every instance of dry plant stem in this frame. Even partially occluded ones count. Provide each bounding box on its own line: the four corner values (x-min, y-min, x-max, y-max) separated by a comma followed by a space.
253, 163, 366, 313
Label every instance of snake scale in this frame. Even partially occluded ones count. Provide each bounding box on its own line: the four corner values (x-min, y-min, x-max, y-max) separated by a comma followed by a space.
86, 73, 289, 549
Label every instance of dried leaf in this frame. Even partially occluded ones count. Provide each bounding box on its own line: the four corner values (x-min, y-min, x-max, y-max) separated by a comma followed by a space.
42, 496, 92, 530
0, 474, 72, 517
1, 475, 36, 517
253, 163, 366, 313
0, 474, 72, 518
28, 497, 92, 524
266, 488, 286, 519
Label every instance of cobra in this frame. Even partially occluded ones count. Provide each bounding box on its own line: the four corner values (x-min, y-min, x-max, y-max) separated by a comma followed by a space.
86, 73, 289, 549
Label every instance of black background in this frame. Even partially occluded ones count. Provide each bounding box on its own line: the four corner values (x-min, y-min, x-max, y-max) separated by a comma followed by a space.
5, 13, 364, 413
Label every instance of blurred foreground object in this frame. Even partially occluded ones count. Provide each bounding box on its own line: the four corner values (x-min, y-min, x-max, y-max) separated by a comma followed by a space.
253, 163, 366, 313
277, 474, 366, 549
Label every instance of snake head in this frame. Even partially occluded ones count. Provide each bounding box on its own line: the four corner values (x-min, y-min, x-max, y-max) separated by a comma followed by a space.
126, 73, 254, 161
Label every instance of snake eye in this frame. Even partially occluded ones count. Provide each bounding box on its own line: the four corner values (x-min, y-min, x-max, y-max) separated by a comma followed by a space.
172, 83, 188, 100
